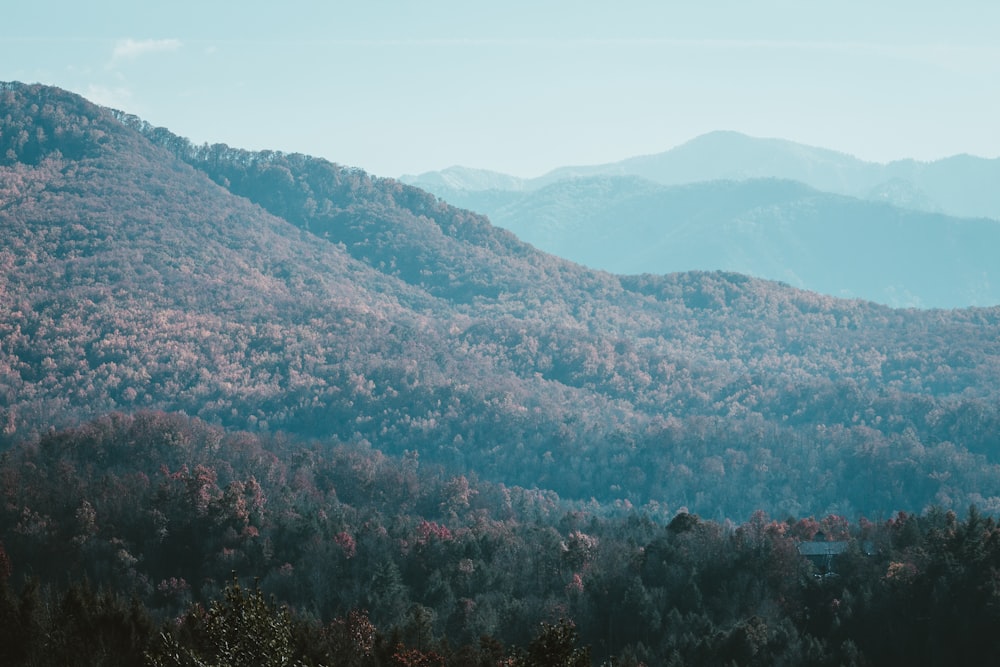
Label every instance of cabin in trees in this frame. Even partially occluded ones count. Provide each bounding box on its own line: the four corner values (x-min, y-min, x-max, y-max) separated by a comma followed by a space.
797, 531, 875, 575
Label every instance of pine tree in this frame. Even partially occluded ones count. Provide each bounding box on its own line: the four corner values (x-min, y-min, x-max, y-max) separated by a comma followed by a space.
146, 577, 306, 667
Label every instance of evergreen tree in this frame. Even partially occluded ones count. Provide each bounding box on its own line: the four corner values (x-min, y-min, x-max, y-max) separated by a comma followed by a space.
146, 577, 306, 667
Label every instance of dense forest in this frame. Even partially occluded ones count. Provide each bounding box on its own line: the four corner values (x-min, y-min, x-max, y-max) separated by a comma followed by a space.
2, 81, 1000, 663
4, 411, 1000, 665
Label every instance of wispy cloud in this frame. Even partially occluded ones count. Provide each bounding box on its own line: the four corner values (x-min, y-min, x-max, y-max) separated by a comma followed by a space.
112, 38, 182, 61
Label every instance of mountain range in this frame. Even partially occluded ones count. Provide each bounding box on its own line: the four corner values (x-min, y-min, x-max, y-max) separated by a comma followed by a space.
403, 130, 1000, 219
467, 176, 1000, 308
402, 132, 1000, 308
3, 82, 1000, 519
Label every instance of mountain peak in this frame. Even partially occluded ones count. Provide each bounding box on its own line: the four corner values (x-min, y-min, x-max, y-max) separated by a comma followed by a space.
0, 81, 130, 166
400, 165, 528, 192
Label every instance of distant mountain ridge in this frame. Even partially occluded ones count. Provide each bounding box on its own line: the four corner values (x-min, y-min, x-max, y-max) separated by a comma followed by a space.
402, 130, 1000, 220
481, 175, 1000, 308
402, 132, 1000, 308
404, 165, 530, 192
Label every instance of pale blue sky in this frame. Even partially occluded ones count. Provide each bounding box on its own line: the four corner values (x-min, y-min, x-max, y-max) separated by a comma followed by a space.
3, 1, 999, 178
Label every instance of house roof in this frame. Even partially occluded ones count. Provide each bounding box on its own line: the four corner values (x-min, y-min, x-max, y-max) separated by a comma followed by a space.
797, 541, 849, 556
797, 540, 876, 557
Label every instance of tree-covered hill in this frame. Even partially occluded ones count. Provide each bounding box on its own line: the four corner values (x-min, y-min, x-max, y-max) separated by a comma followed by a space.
2, 82, 1000, 519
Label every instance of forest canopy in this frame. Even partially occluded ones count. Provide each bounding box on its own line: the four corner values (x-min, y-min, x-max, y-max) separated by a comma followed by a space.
3, 411, 1000, 666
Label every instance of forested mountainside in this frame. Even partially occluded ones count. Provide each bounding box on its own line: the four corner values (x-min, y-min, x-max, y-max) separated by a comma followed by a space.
3, 82, 1000, 521
446, 175, 1000, 308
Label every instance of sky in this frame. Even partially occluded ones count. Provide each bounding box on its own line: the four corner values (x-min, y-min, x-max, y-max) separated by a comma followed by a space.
3, 1, 999, 179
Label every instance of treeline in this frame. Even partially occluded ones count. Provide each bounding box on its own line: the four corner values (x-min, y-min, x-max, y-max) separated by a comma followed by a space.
3, 412, 1000, 665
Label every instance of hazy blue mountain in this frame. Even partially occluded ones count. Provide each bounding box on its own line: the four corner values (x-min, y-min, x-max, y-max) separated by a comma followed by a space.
402, 131, 1000, 220
400, 164, 530, 192
865, 177, 941, 212
542, 131, 880, 194
882, 154, 1000, 220
482, 175, 1000, 308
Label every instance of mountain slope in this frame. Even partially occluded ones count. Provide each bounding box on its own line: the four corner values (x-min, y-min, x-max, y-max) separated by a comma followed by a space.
0, 83, 455, 429
481, 175, 1000, 308
4, 82, 1000, 518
